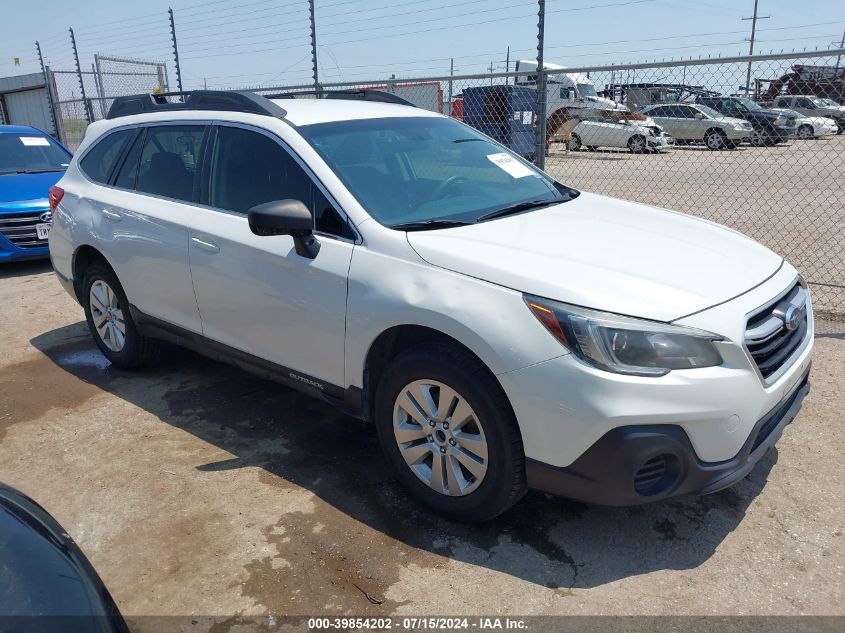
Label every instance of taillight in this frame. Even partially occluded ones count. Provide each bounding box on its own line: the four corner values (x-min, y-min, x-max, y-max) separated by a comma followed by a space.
48, 186, 64, 212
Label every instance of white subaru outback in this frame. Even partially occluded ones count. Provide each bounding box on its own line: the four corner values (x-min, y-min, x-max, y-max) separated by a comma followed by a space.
48, 90, 813, 522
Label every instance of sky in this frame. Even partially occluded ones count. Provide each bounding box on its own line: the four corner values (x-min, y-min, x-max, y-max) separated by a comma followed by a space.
1, 0, 843, 92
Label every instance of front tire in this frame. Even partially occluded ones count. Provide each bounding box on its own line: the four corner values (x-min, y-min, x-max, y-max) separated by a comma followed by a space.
374, 344, 526, 522
797, 124, 814, 140
750, 128, 771, 147
627, 134, 647, 153
82, 263, 154, 368
705, 129, 727, 150
568, 133, 582, 151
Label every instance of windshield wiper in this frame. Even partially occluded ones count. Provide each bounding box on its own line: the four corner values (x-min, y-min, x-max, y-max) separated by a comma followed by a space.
14, 168, 66, 174
391, 219, 473, 231
452, 138, 483, 144
477, 199, 559, 222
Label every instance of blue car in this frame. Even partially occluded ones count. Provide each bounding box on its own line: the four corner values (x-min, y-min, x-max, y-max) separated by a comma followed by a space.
0, 125, 72, 262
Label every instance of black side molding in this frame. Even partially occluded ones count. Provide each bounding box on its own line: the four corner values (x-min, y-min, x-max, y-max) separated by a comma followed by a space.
129, 306, 364, 419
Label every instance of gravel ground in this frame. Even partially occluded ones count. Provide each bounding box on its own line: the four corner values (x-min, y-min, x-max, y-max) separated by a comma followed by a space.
0, 257, 843, 626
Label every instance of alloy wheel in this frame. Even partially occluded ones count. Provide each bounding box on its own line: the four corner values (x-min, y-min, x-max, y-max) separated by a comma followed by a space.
797, 125, 814, 140
89, 279, 126, 352
392, 379, 488, 496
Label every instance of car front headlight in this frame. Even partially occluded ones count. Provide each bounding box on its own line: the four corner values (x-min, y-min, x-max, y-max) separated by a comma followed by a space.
525, 295, 724, 376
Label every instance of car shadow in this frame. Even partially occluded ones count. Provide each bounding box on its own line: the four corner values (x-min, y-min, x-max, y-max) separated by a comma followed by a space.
0, 259, 51, 280
28, 322, 778, 592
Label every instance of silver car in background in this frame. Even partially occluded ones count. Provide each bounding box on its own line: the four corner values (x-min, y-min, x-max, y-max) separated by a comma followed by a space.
639, 103, 753, 150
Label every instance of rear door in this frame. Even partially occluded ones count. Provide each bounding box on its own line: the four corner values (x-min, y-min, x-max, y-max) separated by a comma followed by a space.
79, 123, 207, 333
187, 122, 356, 388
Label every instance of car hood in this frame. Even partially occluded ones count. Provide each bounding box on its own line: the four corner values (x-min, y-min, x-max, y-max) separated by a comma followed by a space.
406, 192, 782, 322
718, 115, 751, 127
0, 171, 63, 208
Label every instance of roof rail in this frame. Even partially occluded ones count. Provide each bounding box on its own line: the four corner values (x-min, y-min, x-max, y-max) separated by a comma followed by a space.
265, 89, 416, 107
105, 90, 287, 120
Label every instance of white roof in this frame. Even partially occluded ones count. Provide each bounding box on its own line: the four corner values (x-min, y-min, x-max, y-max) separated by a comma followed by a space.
272, 98, 439, 126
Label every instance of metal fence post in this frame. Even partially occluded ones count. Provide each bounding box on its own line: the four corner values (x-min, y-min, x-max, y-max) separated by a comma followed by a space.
447, 58, 454, 117
534, 0, 547, 169
69, 27, 93, 123
35, 41, 58, 137
169, 8, 183, 92
309, 0, 320, 92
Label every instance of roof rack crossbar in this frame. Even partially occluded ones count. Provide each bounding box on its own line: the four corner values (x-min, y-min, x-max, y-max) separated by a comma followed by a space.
263, 88, 416, 107
105, 90, 287, 120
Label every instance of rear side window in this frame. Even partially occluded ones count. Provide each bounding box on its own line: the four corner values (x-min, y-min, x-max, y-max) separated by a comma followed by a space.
80, 129, 134, 184
136, 125, 206, 202
113, 130, 144, 190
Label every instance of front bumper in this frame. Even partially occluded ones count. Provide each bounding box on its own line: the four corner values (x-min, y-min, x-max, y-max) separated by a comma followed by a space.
525, 365, 810, 505
648, 135, 673, 149
0, 233, 49, 262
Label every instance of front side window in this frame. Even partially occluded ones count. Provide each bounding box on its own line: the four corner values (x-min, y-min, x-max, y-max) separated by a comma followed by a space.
576, 83, 597, 97
0, 132, 70, 176
299, 116, 574, 228
209, 125, 354, 238
136, 125, 205, 202
79, 129, 134, 184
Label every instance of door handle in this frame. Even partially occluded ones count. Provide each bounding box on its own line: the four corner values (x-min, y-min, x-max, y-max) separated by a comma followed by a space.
191, 236, 220, 253
102, 208, 122, 222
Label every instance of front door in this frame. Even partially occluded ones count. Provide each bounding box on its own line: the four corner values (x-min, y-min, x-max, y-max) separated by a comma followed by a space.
188, 123, 357, 388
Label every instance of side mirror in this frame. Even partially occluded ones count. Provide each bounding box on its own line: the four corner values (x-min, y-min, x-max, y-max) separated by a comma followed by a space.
248, 199, 321, 259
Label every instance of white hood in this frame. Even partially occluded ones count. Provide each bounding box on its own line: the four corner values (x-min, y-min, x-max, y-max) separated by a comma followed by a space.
406, 192, 782, 322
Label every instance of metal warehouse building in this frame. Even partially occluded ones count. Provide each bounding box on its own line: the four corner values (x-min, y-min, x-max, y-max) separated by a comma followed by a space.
0, 72, 54, 134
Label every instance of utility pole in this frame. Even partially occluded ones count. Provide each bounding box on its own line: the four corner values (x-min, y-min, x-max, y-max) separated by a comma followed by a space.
169, 8, 183, 92
742, 0, 770, 93
534, 0, 547, 169
489, 60, 494, 86
69, 27, 93, 123
309, 0, 319, 92
505, 46, 510, 85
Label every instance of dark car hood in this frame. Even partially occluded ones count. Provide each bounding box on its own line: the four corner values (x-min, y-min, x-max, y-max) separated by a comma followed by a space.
0, 171, 64, 208
0, 484, 128, 631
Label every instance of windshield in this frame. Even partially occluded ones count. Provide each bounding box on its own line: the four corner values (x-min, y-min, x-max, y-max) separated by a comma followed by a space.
810, 97, 828, 107
299, 117, 574, 228
694, 104, 722, 118
736, 98, 763, 111
0, 133, 69, 176
820, 98, 840, 107
576, 83, 598, 97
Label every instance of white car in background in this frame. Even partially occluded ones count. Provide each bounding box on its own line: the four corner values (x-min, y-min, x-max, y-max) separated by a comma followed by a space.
569, 115, 673, 153
770, 108, 838, 140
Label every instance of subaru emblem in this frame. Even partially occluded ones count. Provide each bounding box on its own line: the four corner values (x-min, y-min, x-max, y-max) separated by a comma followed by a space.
39, 211, 52, 223
783, 304, 802, 331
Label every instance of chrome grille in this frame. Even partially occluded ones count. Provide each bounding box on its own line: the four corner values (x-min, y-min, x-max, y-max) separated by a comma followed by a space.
744, 282, 809, 381
0, 211, 50, 249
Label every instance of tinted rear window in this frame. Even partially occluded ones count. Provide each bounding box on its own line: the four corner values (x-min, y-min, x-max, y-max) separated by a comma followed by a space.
80, 129, 134, 184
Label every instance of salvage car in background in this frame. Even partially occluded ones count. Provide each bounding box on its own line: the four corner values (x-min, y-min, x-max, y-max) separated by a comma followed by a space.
695, 96, 797, 146
638, 103, 752, 149
569, 114, 673, 153
769, 108, 838, 140
0, 125, 71, 262
0, 483, 129, 632
772, 95, 845, 133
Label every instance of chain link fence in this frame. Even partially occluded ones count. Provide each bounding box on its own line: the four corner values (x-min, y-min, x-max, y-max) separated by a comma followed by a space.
34, 48, 845, 317
246, 50, 845, 318
48, 57, 169, 150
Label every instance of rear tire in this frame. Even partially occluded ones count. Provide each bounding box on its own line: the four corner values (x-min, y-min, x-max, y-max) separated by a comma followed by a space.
82, 263, 154, 369
704, 128, 727, 150
374, 344, 526, 522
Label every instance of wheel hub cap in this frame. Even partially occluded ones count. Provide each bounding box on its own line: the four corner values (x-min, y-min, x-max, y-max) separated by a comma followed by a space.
89, 279, 126, 352
393, 379, 488, 497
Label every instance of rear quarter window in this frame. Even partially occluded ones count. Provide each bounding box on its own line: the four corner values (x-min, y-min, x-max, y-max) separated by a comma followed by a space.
79, 129, 135, 184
